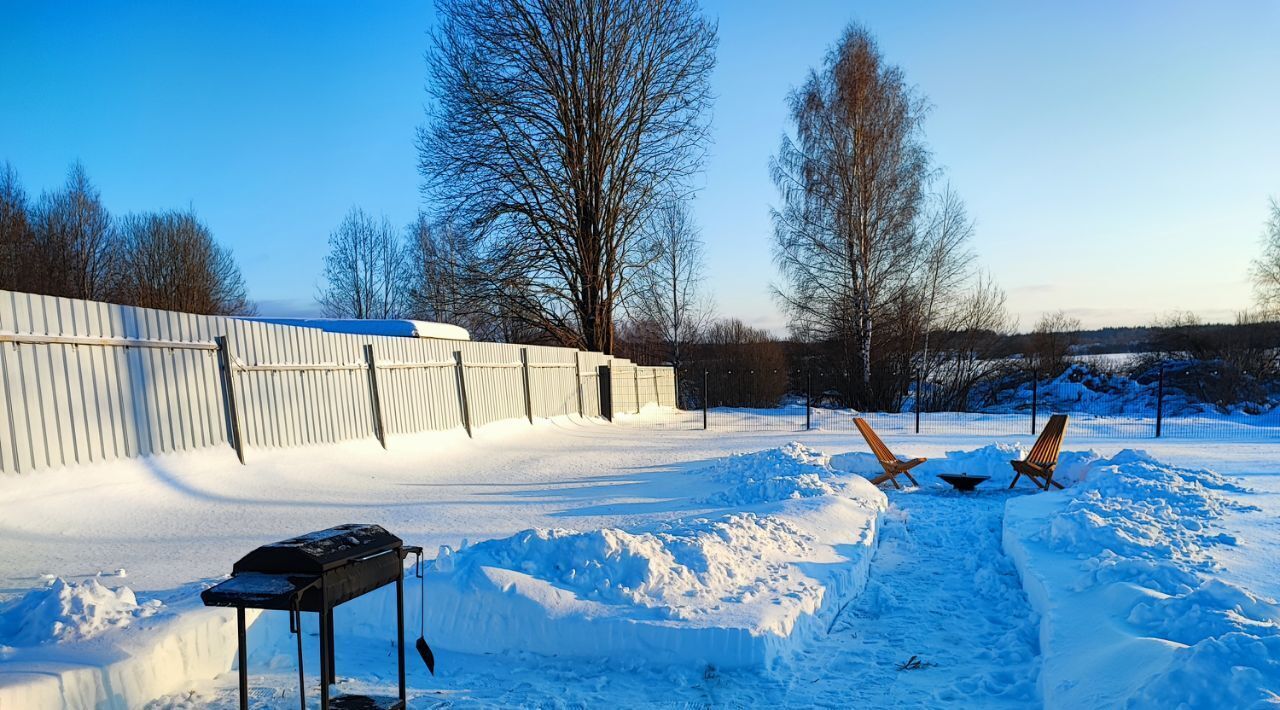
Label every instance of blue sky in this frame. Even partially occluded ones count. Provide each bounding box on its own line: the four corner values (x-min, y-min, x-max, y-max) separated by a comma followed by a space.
3, 1, 1277, 331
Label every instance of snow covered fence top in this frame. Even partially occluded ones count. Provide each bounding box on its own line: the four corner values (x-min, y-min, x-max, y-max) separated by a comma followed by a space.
243, 317, 471, 341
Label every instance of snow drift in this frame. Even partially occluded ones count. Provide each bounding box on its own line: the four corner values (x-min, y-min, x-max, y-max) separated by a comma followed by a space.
421, 443, 887, 667
1003, 450, 1279, 708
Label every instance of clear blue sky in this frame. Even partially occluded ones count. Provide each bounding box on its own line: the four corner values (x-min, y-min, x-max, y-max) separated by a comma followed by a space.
3, 1, 1277, 331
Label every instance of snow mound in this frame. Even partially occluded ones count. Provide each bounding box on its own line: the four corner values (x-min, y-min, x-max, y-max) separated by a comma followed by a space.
1003, 451, 1278, 708
421, 444, 886, 667
0, 577, 162, 645
434, 512, 814, 622
699, 442, 841, 505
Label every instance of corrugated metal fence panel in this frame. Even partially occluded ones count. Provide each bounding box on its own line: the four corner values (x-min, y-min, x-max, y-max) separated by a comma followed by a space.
0, 290, 677, 473
458, 341, 525, 428
526, 345, 578, 418
0, 290, 227, 473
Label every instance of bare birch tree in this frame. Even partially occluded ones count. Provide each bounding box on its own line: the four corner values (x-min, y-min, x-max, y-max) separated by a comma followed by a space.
111, 210, 253, 315
771, 23, 931, 407
317, 207, 407, 319
1252, 197, 1280, 317
625, 198, 713, 368
418, 0, 717, 353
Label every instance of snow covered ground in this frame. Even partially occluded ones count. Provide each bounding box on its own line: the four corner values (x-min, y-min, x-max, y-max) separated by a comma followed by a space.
1, 415, 1278, 708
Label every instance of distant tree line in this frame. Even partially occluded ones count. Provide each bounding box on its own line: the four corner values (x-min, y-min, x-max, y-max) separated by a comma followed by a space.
0, 161, 252, 315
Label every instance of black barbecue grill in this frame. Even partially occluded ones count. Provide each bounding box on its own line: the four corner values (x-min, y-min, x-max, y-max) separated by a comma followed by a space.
202, 524, 425, 710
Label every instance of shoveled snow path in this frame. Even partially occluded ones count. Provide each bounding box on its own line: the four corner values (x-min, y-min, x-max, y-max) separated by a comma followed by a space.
148, 483, 1043, 709
765, 486, 1043, 707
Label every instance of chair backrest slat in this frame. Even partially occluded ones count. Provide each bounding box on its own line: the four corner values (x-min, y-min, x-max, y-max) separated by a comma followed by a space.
1026, 414, 1069, 466
854, 418, 896, 463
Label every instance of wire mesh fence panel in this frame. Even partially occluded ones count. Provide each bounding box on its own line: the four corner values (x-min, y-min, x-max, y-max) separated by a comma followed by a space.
608, 366, 1280, 441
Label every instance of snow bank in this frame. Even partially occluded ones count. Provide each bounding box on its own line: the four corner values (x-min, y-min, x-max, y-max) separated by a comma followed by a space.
0, 578, 162, 646
0, 589, 252, 710
422, 443, 887, 668
1003, 450, 1279, 708
831, 442, 1104, 488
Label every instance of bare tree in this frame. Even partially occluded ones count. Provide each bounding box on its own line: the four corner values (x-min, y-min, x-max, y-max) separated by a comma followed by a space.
916, 187, 977, 384
771, 23, 931, 406
111, 210, 253, 315
1252, 197, 1280, 317
0, 162, 33, 292
1028, 310, 1082, 377
317, 207, 407, 319
29, 162, 116, 300
418, 0, 718, 353
625, 198, 713, 368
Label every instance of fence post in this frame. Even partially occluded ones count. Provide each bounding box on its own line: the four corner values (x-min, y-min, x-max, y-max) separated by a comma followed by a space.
702, 370, 709, 430
634, 366, 641, 413
1031, 367, 1039, 436
574, 351, 585, 417
520, 347, 534, 424
1155, 362, 1165, 438
914, 369, 922, 435
363, 344, 387, 449
215, 335, 246, 464
454, 351, 472, 437
805, 369, 812, 431
598, 365, 613, 421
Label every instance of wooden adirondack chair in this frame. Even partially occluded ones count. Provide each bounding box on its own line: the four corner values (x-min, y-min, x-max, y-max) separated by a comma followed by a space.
1010, 414, 1070, 490
853, 418, 926, 489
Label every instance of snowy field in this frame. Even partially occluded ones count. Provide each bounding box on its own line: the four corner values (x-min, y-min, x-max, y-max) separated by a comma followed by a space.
1, 415, 1278, 708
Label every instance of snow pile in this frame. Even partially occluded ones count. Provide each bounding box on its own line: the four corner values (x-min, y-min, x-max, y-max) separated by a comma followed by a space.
1003, 450, 1278, 708
699, 442, 841, 505
0, 577, 162, 646
421, 444, 886, 667
433, 512, 815, 623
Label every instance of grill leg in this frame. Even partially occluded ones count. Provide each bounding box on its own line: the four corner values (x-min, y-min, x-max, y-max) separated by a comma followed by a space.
324, 610, 336, 684
397, 572, 407, 705
318, 612, 330, 710
236, 607, 248, 710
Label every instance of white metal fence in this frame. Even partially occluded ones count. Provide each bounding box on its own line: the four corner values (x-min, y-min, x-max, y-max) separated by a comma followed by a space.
0, 290, 676, 474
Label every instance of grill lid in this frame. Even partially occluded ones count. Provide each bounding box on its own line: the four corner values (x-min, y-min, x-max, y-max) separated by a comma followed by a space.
233, 524, 402, 575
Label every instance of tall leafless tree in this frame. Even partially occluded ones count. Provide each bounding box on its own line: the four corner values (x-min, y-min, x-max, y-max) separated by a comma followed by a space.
1027, 310, 1082, 377
317, 207, 408, 319
0, 162, 33, 292
29, 162, 117, 300
111, 210, 253, 315
1251, 197, 1280, 317
418, 0, 718, 353
625, 198, 713, 368
771, 23, 931, 406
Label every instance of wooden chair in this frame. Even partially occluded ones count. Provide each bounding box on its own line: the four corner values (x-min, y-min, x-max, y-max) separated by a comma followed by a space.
853, 418, 926, 489
1010, 414, 1070, 491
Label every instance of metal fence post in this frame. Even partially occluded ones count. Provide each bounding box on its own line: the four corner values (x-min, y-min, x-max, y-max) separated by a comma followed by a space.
1031, 367, 1039, 435
520, 347, 534, 424
1155, 362, 1165, 438
634, 366, 641, 413
215, 335, 246, 464
454, 351, 472, 437
364, 344, 387, 449
598, 365, 613, 421
702, 370, 709, 430
574, 351, 585, 417
914, 369, 922, 435
805, 369, 812, 431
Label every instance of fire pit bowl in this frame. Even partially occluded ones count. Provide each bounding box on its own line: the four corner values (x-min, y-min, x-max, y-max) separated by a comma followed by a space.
938, 473, 990, 492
